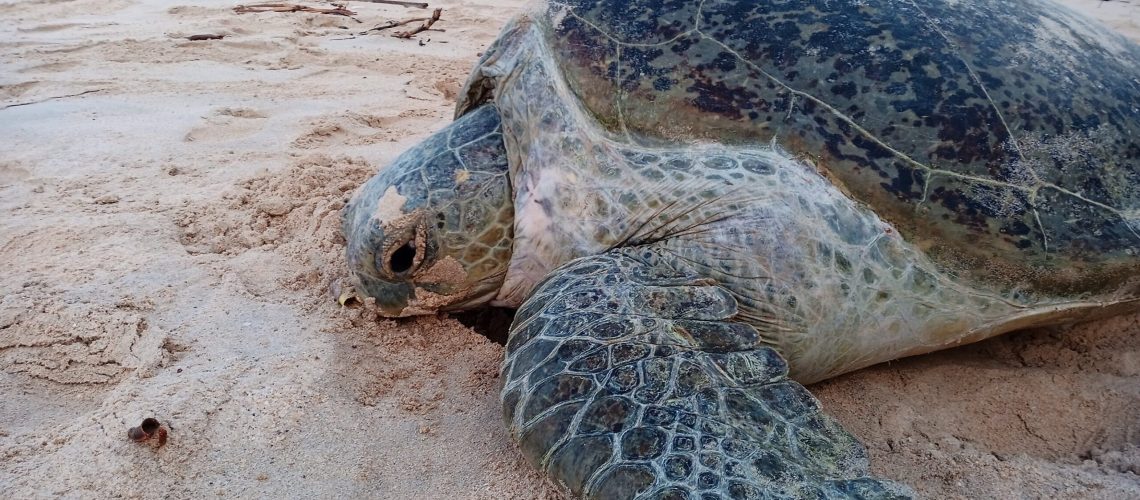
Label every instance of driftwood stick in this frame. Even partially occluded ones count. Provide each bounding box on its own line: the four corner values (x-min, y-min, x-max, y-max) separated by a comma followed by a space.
392, 7, 440, 38
360, 15, 430, 34
353, 0, 429, 7
234, 3, 357, 17
186, 34, 226, 40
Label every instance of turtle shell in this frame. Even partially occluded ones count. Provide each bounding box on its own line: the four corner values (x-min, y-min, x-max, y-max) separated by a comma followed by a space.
540, 0, 1140, 296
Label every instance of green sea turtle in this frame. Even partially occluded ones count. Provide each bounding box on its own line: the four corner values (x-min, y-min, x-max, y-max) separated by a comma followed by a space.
341, 0, 1140, 497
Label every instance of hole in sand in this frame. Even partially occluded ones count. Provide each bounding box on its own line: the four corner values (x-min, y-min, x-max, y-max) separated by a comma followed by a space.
454, 307, 516, 346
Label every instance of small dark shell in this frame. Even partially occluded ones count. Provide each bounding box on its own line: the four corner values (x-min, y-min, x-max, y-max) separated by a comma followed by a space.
128, 418, 164, 443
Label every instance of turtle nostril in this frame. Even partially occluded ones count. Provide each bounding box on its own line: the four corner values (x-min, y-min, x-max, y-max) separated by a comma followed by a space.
390, 241, 417, 274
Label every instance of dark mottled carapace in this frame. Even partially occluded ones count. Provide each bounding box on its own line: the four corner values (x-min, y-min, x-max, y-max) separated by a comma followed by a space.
545, 0, 1140, 294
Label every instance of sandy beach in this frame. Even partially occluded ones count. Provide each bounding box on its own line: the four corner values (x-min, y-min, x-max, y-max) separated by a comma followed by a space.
1, 0, 1137, 497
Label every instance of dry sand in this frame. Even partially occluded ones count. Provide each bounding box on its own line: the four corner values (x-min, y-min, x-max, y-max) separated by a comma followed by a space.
0, 0, 1137, 498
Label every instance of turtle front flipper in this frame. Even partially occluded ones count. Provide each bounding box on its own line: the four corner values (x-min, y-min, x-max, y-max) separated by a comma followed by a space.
502, 249, 912, 499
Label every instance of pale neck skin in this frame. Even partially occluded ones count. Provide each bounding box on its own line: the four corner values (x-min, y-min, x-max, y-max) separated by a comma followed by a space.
476, 17, 1138, 383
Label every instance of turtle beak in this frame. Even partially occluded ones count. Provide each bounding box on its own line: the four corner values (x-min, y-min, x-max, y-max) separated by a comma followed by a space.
343, 222, 416, 316
342, 103, 512, 316
352, 272, 414, 316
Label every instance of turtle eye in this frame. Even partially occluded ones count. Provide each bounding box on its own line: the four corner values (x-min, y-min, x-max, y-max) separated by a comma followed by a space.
389, 241, 417, 275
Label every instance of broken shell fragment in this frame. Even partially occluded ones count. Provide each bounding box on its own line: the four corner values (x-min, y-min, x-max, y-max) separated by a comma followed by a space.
330, 278, 361, 306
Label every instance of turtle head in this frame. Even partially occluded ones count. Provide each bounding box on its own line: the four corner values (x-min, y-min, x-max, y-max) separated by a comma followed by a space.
342, 105, 514, 317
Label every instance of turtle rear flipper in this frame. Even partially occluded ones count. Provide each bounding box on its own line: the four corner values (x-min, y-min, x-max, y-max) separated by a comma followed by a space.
502, 250, 912, 499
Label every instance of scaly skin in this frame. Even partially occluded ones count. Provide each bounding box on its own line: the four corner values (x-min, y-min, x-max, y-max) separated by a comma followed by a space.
501, 249, 912, 498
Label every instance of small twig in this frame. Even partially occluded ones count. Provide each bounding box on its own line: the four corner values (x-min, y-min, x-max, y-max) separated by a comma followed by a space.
354, 0, 429, 8
359, 15, 430, 34
186, 33, 226, 40
2, 89, 102, 110
234, 2, 356, 17
392, 7, 440, 38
